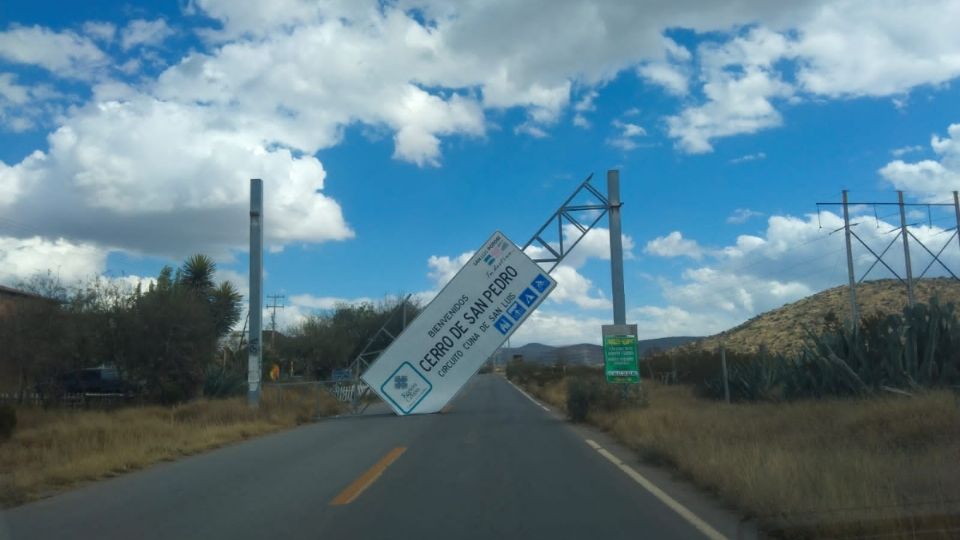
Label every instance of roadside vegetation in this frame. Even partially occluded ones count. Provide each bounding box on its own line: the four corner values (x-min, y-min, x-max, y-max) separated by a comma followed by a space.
507, 298, 960, 537
0, 387, 340, 507
0, 258, 418, 507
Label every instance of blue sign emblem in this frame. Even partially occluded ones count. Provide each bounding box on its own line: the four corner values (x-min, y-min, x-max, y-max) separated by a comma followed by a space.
531, 274, 551, 293
494, 315, 514, 335
518, 287, 538, 307
507, 302, 526, 322
394, 375, 408, 389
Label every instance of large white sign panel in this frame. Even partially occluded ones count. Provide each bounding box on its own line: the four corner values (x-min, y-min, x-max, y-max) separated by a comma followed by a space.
361, 231, 556, 415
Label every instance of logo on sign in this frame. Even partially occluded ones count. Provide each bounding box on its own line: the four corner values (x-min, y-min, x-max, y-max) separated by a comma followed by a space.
531, 274, 551, 293
494, 315, 514, 335
507, 302, 526, 322
380, 362, 432, 415
518, 287, 538, 307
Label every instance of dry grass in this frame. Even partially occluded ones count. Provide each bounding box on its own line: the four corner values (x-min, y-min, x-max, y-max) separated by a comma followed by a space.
528, 379, 567, 411
527, 378, 960, 533
689, 278, 960, 355
0, 387, 340, 507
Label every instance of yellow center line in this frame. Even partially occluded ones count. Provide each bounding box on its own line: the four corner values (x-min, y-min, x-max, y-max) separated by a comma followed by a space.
330, 447, 407, 506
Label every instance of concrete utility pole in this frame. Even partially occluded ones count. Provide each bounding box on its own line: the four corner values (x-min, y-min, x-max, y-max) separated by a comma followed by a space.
841, 190, 859, 332
607, 170, 626, 325
248, 179, 264, 407
267, 293, 286, 348
898, 191, 916, 307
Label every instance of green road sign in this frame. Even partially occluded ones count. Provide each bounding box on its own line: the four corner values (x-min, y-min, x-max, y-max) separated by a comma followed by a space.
603, 334, 639, 383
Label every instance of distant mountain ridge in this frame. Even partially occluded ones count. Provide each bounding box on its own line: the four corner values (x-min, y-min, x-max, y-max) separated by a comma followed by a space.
497, 336, 699, 366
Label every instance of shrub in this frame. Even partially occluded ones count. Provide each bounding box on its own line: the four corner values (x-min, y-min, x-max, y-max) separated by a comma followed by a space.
0, 404, 16, 442
203, 365, 246, 398
566, 374, 645, 422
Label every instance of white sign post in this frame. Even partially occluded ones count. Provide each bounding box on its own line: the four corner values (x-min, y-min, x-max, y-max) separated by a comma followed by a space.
361, 231, 556, 415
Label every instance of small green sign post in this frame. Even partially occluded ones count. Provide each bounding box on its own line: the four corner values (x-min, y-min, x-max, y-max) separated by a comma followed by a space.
603, 333, 639, 384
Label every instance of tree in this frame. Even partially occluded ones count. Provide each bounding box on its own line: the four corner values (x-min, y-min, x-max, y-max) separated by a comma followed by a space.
116, 255, 242, 403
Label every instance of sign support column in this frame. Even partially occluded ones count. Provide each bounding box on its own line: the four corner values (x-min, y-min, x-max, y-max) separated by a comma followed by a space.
608, 169, 626, 325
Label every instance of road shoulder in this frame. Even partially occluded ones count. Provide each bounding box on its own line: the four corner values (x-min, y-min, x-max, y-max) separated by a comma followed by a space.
503, 375, 757, 540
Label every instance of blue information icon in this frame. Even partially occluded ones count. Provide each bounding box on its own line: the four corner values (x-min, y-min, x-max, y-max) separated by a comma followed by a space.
494, 315, 514, 335
531, 274, 551, 293
518, 287, 538, 307
507, 302, 526, 322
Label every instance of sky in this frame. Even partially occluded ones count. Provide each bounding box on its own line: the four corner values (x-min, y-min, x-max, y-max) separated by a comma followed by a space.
2, 0, 960, 345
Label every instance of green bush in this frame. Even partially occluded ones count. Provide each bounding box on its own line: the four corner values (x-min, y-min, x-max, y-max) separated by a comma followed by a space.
0, 404, 16, 443
203, 364, 247, 398
566, 374, 645, 422
505, 359, 565, 387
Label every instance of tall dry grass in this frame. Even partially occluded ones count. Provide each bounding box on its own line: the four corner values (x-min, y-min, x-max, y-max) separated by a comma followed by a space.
0, 386, 340, 507
526, 378, 960, 533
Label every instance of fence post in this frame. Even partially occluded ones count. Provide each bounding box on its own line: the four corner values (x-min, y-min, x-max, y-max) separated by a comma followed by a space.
721, 342, 730, 404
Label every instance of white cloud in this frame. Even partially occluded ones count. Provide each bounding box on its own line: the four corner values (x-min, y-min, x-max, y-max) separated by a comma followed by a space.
0, 25, 107, 79
1, 94, 353, 257
82, 21, 116, 43
0, 236, 107, 286
668, 27, 793, 153
638, 62, 690, 96
574, 90, 598, 112
638, 36, 693, 97
793, 0, 960, 97
515, 123, 548, 139
510, 310, 610, 345
644, 231, 704, 260
663, 1, 960, 152
546, 265, 610, 310
641, 206, 960, 337
730, 152, 766, 164
607, 118, 647, 150
288, 293, 374, 311
427, 251, 475, 290
879, 123, 960, 198
572, 90, 598, 128
891, 145, 924, 157
726, 208, 765, 224
120, 19, 174, 50
524, 225, 635, 269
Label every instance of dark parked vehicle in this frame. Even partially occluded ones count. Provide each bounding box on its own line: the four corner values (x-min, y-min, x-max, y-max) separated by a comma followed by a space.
36, 366, 136, 400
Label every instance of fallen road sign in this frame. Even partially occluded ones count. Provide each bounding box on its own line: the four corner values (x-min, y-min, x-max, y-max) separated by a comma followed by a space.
361, 230, 556, 415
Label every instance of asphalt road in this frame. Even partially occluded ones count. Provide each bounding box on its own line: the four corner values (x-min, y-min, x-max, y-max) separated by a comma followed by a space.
1, 374, 736, 540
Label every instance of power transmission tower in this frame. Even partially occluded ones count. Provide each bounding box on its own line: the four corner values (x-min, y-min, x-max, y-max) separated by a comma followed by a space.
266, 294, 286, 348
817, 190, 960, 330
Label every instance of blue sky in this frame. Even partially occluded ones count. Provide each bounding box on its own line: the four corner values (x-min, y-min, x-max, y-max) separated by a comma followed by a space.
3, 1, 960, 344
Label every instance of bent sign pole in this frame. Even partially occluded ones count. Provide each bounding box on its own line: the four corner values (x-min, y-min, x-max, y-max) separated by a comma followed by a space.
362, 231, 556, 415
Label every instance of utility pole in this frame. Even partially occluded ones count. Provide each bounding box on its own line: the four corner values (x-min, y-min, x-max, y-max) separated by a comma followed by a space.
841, 190, 859, 332
898, 191, 916, 307
267, 294, 286, 348
248, 179, 263, 407
608, 169, 626, 325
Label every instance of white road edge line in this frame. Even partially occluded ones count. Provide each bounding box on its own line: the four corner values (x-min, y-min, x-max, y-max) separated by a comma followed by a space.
584, 438, 729, 540
503, 377, 550, 412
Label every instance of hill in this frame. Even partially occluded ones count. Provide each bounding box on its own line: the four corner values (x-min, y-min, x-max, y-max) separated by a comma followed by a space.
498, 336, 699, 366
683, 278, 960, 355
